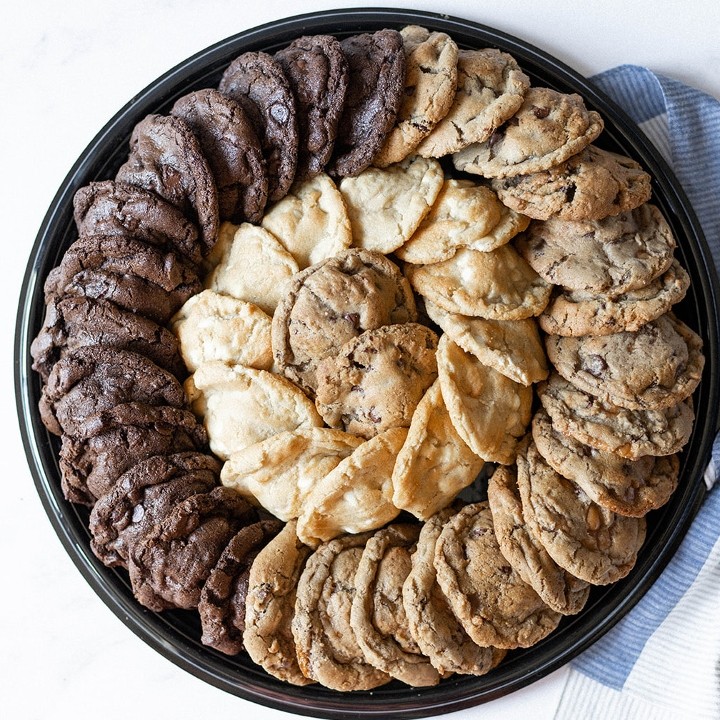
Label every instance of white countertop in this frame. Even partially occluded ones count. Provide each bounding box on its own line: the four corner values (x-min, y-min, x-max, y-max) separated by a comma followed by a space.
3, 2, 718, 719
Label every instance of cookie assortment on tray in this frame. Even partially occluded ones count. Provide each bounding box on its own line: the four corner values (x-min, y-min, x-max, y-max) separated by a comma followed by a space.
30, 23, 705, 691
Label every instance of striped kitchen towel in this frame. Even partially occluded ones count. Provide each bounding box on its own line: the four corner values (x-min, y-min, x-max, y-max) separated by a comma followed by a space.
555, 65, 720, 720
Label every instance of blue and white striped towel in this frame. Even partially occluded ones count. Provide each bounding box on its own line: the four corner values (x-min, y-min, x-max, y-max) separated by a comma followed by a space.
554, 66, 720, 720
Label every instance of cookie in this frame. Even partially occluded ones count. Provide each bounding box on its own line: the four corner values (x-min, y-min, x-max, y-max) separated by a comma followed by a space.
115, 113, 219, 252
516, 439, 647, 585
338, 155, 444, 254
539, 259, 690, 336
416, 48, 530, 158
350, 524, 441, 687
395, 179, 529, 264
405, 245, 552, 320
545, 313, 704, 411
434, 501, 562, 648
314, 323, 439, 439
437, 335, 532, 465
487, 464, 590, 614
72, 180, 203, 265
373, 26, 458, 166
170, 88, 268, 223
402, 507, 506, 675
39, 345, 187, 437
204, 222, 299, 316
452, 87, 604, 178
537, 371, 695, 459
292, 531, 391, 691
327, 29, 405, 178
88, 451, 220, 568
424, 299, 548, 386
274, 35, 349, 180
31, 295, 186, 383
220, 427, 363, 521
243, 520, 315, 686
58, 402, 207, 505
218, 51, 298, 201
491, 145, 653, 221
171, 290, 273, 373
185, 361, 323, 461
272, 248, 417, 394
198, 519, 283, 655
128, 485, 258, 611
516, 203, 677, 296
532, 408, 681, 517
260, 173, 352, 270
392, 378, 485, 520
43, 234, 202, 325
296, 427, 407, 547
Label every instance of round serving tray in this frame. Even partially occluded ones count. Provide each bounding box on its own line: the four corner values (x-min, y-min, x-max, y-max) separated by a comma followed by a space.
15, 8, 720, 718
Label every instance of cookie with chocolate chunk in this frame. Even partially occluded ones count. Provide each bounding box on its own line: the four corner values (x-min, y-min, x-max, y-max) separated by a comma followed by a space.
198, 519, 283, 655
327, 29, 405, 177
115, 113, 219, 252
73, 180, 203, 265
218, 51, 298, 201
89, 451, 221, 568
171, 88, 268, 223
128, 486, 257, 611
275, 35, 349, 180
31, 296, 186, 383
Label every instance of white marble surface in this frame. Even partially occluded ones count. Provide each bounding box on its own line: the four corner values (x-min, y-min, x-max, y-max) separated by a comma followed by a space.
3, 2, 717, 719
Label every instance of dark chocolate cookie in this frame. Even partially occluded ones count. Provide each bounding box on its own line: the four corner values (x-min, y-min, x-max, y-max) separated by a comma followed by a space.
43, 234, 202, 324
170, 88, 268, 224
327, 29, 405, 178
275, 35, 349, 180
89, 451, 221, 568
72, 180, 203, 265
218, 51, 298, 202
115, 113, 219, 253
127, 486, 258, 611
59, 402, 207, 506
30, 295, 186, 383
198, 519, 283, 655
39, 346, 187, 437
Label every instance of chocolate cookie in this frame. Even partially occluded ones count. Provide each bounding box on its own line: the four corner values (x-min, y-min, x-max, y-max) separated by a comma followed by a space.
43, 234, 202, 324
434, 501, 562, 648
538, 259, 691, 336
275, 35, 349, 180
350, 524, 441, 687
272, 248, 417, 395
170, 89, 268, 224
115, 113, 219, 252
128, 486, 258, 611
292, 531, 392, 691
198, 519, 283, 655
516, 439, 647, 585
487, 464, 590, 614
218, 51, 298, 201
516, 203, 677, 296
532, 408, 681, 517
243, 521, 315, 686
59, 402, 207, 506
491, 145, 652, 221
72, 180, 203, 265
31, 295, 186, 383
545, 313, 704, 410
314, 323, 439, 439
537, 372, 695, 459
39, 346, 187, 437
88, 451, 220, 568
403, 507, 506, 676
327, 29, 405, 178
